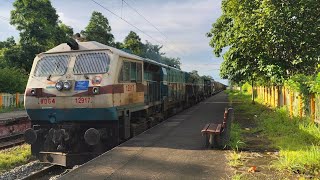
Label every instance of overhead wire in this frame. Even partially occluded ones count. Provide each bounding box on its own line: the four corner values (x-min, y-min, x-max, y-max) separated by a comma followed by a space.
0, 16, 10, 21
90, 0, 184, 57
122, 0, 185, 54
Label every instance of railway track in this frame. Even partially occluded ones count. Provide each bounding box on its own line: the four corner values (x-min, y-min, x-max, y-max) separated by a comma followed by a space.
21, 165, 67, 180
0, 133, 25, 150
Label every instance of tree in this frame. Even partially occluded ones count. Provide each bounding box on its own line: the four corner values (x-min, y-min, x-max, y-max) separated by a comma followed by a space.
160, 57, 181, 69
0, 37, 16, 49
10, 0, 72, 72
122, 31, 181, 69
189, 70, 201, 83
141, 40, 181, 69
142, 41, 164, 61
123, 31, 144, 56
202, 75, 213, 80
208, 0, 320, 85
114, 42, 123, 49
0, 37, 23, 70
0, 67, 28, 93
81, 11, 114, 46
58, 22, 74, 41
2, 45, 28, 72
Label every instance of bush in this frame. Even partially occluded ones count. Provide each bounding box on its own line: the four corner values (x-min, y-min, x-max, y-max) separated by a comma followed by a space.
0, 67, 28, 93
241, 82, 251, 93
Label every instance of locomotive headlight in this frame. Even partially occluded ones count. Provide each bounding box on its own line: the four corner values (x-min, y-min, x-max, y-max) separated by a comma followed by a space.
63, 81, 72, 90
55, 81, 64, 91
30, 89, 36, 96
92, 87, 100, 95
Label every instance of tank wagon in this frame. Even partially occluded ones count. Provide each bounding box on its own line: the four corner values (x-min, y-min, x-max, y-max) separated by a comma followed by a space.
24, 41, 226, 166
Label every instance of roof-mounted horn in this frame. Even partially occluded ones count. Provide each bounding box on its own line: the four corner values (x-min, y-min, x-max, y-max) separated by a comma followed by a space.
67, 38, 79, 50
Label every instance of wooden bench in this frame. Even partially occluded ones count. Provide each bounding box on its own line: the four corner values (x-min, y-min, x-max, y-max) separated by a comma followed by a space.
201, 108, 228, 148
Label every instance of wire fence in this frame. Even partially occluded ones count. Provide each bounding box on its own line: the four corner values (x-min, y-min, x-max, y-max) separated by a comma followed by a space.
0, 93, 24, 108
254, 86, 319, 123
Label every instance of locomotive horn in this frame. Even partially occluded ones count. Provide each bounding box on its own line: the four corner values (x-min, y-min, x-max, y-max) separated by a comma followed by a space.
67, 38, 79, 50
84, 128, 100, 146
24, 128, 37, 144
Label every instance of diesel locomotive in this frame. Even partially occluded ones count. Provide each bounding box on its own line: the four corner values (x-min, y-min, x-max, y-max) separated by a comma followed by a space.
24, 41, 226, 166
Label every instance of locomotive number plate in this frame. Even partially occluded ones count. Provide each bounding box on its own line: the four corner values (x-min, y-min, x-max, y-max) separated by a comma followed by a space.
74, 97, 92, 104
39, 97, 56, 105
125, 84, 136, 93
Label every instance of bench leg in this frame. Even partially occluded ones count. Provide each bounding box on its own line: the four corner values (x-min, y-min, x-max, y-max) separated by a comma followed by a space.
209, 134, 214, 148
204, 134, 209, 148
214, 134, 222, 149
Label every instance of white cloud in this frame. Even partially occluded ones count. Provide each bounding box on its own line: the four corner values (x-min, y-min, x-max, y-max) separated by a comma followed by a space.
0, 0, 227, 84
57, 12, 85, 31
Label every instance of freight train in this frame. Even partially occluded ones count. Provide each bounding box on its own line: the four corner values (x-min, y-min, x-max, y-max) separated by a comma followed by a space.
23, 41, 226, 166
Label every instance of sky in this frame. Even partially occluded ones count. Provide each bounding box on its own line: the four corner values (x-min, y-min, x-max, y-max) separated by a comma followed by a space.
0, 0, 227, 85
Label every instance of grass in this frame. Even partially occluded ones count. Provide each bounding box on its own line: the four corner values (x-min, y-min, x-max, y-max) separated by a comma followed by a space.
261, 109, 320, 175
225, 91, 247, 178
227, 90, 320, 176
0, 144, 32, 173
228, 123, 245, 150
227, 151, 245, 167
0, 106, 24, 113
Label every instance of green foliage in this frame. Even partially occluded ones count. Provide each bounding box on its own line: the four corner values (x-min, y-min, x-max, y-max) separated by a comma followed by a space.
142, 41, 164, 61
202, 75, 213, 80
1, 2, 184, 81
122, 31, 181, 69
189, 70, 201, 83
260, 108, 320, 175
228, 123, 244, 151
229, 90, 320, 176
10, 0, 72, 72
81, 11, 114, 46
241, 82, 251, 93
227, 151, 244, 167
0, 144, 31, 173
208, 0, 320, 85
123, 31, 144, 56
160, 56, 181, 69
285, 74, 312, 94
0, 37, 15, 49
113, 42, 123, 49
285, 74, 314, 114
0, 68, 28, 93
58, 23, 74, 39
2, 45, 27, 71
310, 72, 320, 94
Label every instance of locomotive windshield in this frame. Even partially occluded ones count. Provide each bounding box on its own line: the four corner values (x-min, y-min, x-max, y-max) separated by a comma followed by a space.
34, 55, 70, 77
73, 52, 110, 74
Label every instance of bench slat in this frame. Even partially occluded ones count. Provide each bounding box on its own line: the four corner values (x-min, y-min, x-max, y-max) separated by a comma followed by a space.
202, 123, 222, 134
201, 123, 211, 133
207, 123, 222, 133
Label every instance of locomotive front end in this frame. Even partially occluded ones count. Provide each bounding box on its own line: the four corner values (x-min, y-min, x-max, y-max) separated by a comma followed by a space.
24, 42, 119, 166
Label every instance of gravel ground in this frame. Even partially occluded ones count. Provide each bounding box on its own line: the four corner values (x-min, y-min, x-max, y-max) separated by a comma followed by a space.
0, 161, 50, 180
49, 168, 75, 180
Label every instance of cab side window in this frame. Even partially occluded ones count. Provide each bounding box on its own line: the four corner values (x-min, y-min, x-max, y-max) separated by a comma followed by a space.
130, 62, 137, 81
119, 60, 142, 83
137, 63, 142, 82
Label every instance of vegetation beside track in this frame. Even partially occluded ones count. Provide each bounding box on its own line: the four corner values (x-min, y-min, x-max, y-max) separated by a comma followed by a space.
228, 122, 244, 151
0, 144, 31, 173
227, 90, 320, 177
0, 107, 24, 114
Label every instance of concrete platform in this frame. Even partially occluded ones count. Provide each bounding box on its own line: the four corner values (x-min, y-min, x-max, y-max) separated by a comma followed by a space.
0, 110, 27, 121
60, 92, 232, 180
